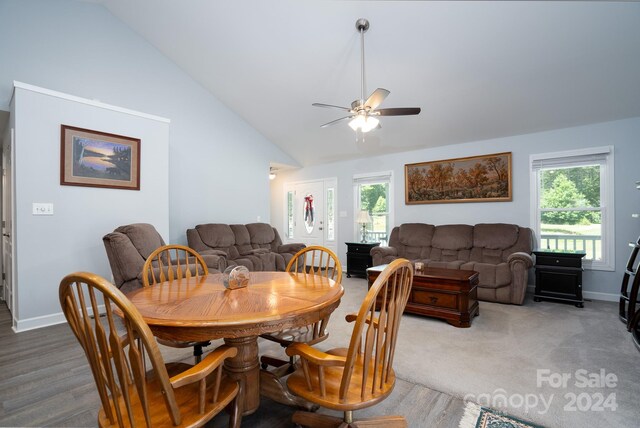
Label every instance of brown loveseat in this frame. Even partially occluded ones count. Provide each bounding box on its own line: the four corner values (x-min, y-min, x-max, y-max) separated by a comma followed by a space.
187, 223, 305, 271
371, 223, 533, 305
103, 223, 225, 293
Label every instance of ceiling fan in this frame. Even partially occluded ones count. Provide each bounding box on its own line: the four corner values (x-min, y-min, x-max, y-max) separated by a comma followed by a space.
313, 18, 421, 133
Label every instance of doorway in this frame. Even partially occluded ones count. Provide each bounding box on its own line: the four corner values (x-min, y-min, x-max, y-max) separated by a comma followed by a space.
284, 178, 337, 255
1, 117, 14, 318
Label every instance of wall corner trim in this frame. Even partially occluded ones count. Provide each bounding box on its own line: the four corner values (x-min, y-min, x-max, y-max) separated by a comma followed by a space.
13, 81, 171, 124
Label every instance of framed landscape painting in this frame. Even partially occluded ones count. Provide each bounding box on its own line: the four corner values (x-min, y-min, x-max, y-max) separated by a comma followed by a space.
60, 125, 140, 190
405, 152, 512, 204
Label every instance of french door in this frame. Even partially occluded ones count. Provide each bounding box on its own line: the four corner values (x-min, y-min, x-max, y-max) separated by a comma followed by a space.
285, 178, 337, 255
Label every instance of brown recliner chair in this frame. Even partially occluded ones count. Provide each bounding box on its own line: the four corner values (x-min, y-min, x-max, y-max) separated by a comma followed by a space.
103, 223, 225, 293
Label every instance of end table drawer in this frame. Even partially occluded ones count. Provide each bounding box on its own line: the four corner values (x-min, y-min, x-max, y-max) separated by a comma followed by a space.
414, 290, 458, 309
348, 245, 372, 254
536, 255, 582, 268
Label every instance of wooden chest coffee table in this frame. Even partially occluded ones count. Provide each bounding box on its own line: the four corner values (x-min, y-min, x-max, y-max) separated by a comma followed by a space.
367, 264, 479, 328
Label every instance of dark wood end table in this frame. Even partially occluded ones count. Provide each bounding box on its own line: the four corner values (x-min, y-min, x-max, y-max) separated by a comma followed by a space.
367, 264, 479, 328
533, 249, 586, 308
346, 242, 379, 278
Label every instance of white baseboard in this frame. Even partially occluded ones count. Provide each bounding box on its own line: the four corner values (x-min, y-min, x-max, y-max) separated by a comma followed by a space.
582, 290, 618, 302
526, 285, 617, 302
12, 304, 106, 333
13, 312, 67, 333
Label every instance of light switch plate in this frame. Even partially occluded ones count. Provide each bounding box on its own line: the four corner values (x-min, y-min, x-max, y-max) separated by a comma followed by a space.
33, 203, 54, 215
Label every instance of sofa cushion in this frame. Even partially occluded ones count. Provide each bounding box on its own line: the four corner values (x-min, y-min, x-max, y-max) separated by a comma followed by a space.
231, 224, 255, 255
432, 225, 473, 250
398, 223, 435, 247
114, 223, 165, 259
473, 262, 511, 288
246, 223, 276, 245
196, 224, 235, 248
474, 223, 519, 249
470, 247, 504, 264
426, 260, 465, 269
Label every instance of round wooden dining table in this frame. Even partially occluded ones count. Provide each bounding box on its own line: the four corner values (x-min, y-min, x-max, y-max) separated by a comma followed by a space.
125, 271, 343, 415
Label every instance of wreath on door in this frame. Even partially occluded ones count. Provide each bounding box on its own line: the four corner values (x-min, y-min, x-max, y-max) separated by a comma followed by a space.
303, 194, 314, 232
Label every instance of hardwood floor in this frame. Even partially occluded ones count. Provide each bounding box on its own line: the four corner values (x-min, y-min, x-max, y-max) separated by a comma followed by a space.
0, 302, 466, 427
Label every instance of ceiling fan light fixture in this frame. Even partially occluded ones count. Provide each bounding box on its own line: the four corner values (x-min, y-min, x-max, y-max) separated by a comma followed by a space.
312, 19, 420, 133
349, 115, 379, 133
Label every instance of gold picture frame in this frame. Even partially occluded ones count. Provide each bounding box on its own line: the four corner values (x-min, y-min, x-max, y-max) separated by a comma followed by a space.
405, 152, 512, 204
60, 125, 140, 190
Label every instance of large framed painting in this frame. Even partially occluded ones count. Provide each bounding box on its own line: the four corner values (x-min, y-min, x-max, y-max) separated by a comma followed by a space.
405, 152, 512, 204
60, 125, 140, 190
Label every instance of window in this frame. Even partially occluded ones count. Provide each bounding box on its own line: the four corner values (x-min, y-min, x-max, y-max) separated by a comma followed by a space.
286, 190, 294, 239
353, 171, 393, 245
530, 146, 614, 270
327, 187, 335, 241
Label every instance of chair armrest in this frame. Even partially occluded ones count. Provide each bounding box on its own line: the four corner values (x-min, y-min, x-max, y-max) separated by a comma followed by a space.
169, 345, 237, 388
507, 252, 533, 268
345, 313, 380, 328
285, 343, 346, 367
345, 313, 358, 323
370, 246, 397, 258
278, 243, 306, 254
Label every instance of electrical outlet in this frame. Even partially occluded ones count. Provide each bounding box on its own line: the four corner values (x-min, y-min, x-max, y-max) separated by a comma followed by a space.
33, 203, 54, 215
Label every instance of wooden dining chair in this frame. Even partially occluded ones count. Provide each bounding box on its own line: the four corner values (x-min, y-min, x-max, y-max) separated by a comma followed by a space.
59, 272, 242, 428
142, 244, 208, 287
260, 245, 343, 374
285, 258, 413, 427
142, 244, 211, 362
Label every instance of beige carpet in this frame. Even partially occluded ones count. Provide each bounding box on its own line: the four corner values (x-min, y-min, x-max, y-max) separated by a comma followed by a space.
259, 276, 638, 428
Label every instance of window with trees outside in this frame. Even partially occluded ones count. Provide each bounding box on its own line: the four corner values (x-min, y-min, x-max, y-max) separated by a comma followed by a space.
354, 172, 392, 245
530, 146, 614, 270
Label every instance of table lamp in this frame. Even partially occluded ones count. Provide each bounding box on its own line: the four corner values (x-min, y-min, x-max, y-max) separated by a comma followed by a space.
356, 210, 373, 243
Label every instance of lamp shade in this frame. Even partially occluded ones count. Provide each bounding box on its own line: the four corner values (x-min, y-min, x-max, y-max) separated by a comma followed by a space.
356, 210, 372, 224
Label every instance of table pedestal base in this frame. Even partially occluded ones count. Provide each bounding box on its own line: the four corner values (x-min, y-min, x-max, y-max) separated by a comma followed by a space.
260, 365, 319, 411
223, 336, 260, 415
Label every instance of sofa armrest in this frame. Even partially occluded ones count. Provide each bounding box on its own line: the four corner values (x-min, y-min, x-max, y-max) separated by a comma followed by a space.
370, 246, 397, 258
370, 246, 398, 266
278, 243, 306, 254
199, 250, 228, 271
507, 251, 533, 268
507, 252, 533, 305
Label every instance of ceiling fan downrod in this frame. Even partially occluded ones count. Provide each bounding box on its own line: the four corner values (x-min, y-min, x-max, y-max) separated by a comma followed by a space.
356, 18, 369, 108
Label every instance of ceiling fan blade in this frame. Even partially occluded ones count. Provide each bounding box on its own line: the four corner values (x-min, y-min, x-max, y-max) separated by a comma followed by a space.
376, 107, 421, 116
312, 103, 352, 112
364, 88, 390, 110
320, 116, 353, 128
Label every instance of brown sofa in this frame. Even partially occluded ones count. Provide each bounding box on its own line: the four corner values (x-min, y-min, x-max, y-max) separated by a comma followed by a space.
371, 223, 533, 304
186, 223, 305, 271
103, 223, 225, 293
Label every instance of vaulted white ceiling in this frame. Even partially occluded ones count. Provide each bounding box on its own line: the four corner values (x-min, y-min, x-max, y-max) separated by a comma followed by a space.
99, 0, 640, 167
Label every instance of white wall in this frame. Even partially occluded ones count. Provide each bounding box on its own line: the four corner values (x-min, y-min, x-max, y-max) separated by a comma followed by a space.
11, 85, 170, 329
0, 0, 298, 329
271, 117, 640, 297
0, 0, 297, 245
